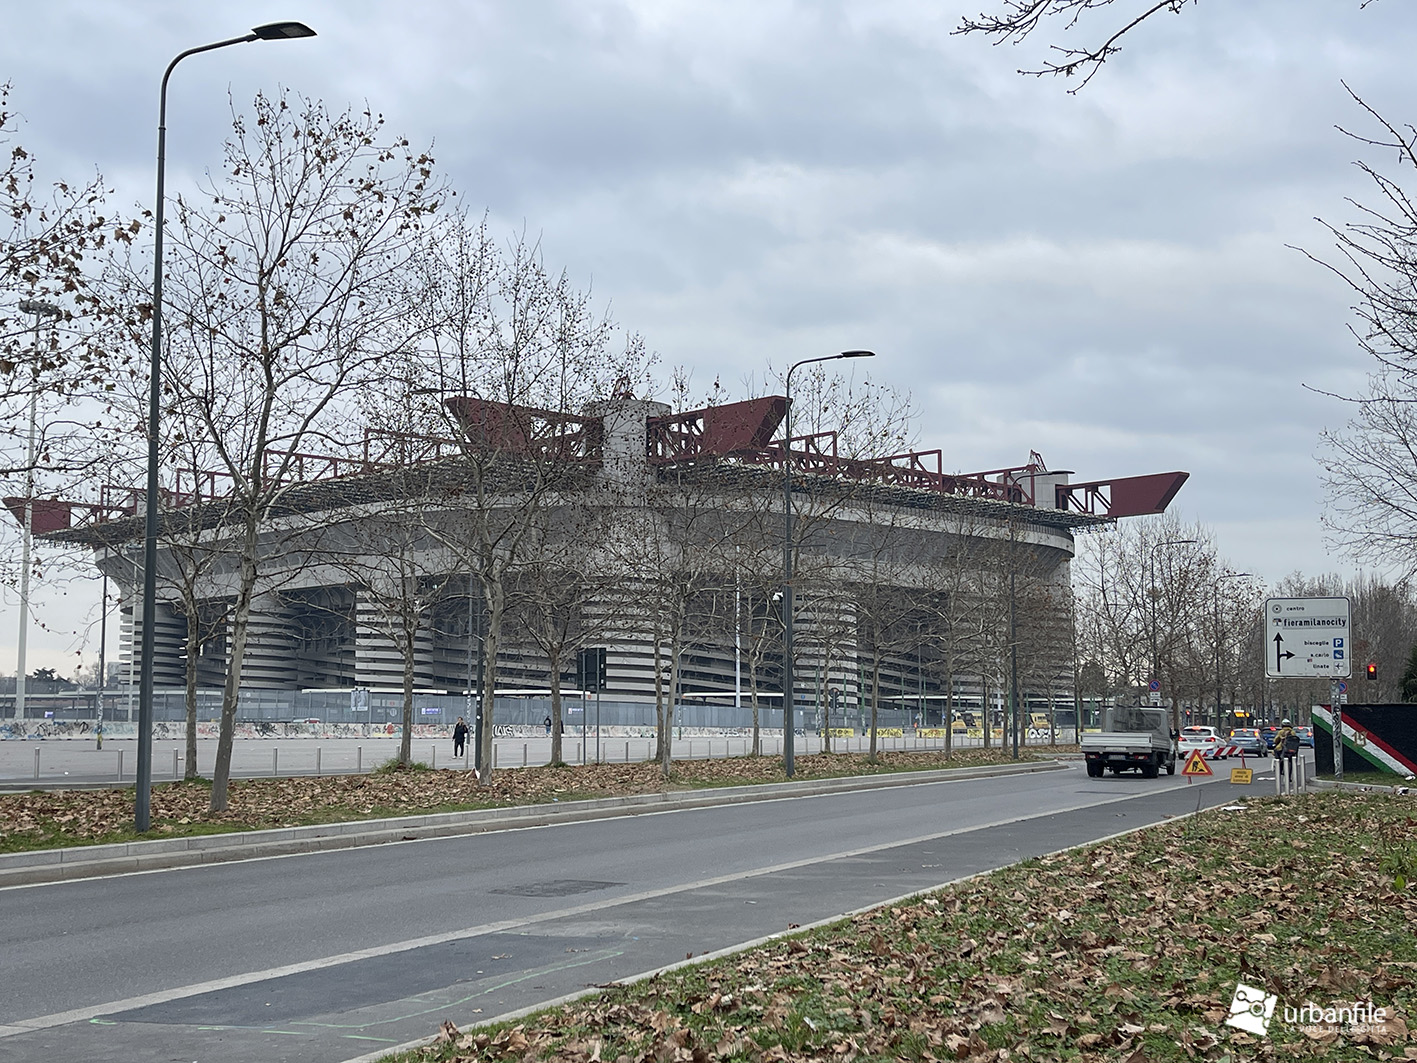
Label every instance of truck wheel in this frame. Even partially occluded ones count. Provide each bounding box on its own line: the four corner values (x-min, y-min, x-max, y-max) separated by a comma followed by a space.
1086, 761, 1103, 778
1165, 756, 1175, 775
1141, 759, 1160, 779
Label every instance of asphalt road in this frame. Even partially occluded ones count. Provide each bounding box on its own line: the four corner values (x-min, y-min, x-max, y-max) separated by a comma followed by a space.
0, 761, 1256, 1063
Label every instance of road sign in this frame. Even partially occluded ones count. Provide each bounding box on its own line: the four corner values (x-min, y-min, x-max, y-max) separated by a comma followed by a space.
1182, 750, 1214, 777
1338, 681, 1347, 694
1230, 767, 1253, 785
1148, 680, 1160, 692
1264, 597, 1351, 679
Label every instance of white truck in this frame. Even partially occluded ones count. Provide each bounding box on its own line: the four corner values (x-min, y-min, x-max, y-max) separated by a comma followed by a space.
1081, 705, 1176, 778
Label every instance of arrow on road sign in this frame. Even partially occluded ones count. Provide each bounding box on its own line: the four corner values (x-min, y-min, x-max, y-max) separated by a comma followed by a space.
1273, 632, 1295, 673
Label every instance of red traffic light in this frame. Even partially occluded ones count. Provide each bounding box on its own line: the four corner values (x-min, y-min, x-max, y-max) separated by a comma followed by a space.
1367, 662, 1378, 681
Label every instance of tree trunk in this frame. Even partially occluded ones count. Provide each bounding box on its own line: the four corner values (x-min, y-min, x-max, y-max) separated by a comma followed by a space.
549, 646, 564, 765
661, 631, 680, 778
184, 607, 200, 781
944, 667, 954, 759
652, 629, 666, 763
867, 653, 881, 763
476, 578, 505, 784
399, 640, 416, 768
748, 656, 761, 757
211, 520, 260, 812
982, 670, 992, 750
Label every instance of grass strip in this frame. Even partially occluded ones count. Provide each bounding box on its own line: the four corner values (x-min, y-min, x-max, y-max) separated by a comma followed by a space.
0, 746, 1068, 855
387, 792, 1417, 1063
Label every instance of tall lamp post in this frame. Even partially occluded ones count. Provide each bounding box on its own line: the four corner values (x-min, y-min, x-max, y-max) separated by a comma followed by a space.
136, 21, 316, 833
782, 349, 874, 777
13, 298, 63, 722
1148, 537, 1196, 732
1213, 571, 1251, 729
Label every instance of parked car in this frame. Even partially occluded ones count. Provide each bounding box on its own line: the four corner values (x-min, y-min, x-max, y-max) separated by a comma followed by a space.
1178, 725, 1223, 759
1228, 728, 1265, 756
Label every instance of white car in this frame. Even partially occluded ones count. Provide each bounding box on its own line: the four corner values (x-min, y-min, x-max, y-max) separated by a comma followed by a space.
1177, 725, 1224, 759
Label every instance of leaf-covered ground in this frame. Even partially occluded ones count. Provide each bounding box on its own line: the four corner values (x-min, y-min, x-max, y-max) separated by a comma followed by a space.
393, 792, 1417, 1063
0, 745, 1062, 853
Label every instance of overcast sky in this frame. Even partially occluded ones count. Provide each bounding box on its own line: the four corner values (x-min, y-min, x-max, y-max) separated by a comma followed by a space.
2, 0, 1412, 676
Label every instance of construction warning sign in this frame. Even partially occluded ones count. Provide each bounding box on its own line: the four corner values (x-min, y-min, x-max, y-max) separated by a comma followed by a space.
1230, 767, 1253, 785
1182, 750, 1214, 777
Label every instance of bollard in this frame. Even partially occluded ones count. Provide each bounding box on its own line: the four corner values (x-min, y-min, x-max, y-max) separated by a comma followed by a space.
273, 747, 279, 777
688, 740, 693, 759
316, 748, 322, 777
33, 747, 39, 781
493, 745, 498, 768
625, 740, 630, 763
173, 749, 179, 779
464, 746, 469, 770
431, 745, 436, 770
117, 749, 123, 781
357, 746, 363, 773
522, 743, 528, 767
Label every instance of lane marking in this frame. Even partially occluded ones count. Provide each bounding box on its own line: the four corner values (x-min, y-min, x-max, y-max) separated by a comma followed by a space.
0, 768, 1221, 1040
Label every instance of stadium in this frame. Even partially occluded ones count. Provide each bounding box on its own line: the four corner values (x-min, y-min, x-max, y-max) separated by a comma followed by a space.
35, 393, 1186, 735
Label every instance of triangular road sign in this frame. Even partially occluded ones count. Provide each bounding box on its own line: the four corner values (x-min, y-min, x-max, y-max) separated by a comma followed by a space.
1182, 750, 1214, 777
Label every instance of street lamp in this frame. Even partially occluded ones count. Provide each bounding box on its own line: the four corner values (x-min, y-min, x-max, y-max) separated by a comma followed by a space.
1213, 571, 1251, 729
136, 20, 316, 833
782, 349, 875, 777
1148, 537, 1197, 732
12, 298, 62, 722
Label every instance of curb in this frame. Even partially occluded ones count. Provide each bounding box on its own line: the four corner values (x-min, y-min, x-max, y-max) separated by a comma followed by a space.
0, 759, 1069, 888
1309, 778, 1416, 794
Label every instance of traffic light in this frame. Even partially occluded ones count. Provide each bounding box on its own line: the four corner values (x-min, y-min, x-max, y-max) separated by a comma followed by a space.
1367, 662, 1378, 681
576, 647, 608, 692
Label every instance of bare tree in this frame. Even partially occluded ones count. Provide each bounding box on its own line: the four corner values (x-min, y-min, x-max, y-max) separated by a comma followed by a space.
400, 210, 652, 783
103, 91, 444, 811
955, 0, 1200, 88
513, 504, 627, 765
324, 474, 454, 767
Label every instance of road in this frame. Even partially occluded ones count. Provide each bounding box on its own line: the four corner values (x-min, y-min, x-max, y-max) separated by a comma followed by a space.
0, 761, 1258, 1063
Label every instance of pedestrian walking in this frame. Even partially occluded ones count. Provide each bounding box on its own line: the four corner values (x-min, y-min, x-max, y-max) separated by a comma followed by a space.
544, 715, 552, 736
453, 716, 469, 758
95, 720, 104, 751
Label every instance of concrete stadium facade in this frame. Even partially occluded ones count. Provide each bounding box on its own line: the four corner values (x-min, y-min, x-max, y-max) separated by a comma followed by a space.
54, 395, 1176, 728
